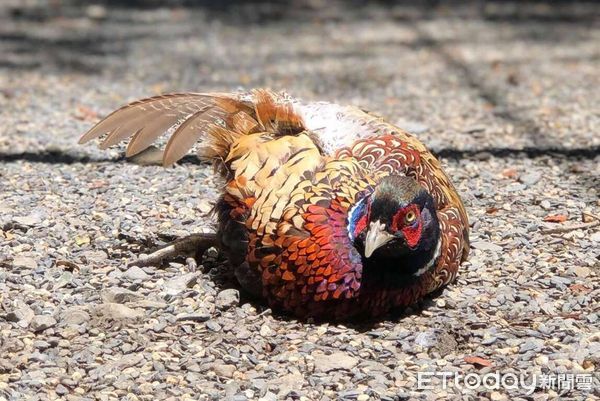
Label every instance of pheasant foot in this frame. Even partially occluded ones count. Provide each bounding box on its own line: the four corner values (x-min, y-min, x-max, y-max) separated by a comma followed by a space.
128, 232, 218, 267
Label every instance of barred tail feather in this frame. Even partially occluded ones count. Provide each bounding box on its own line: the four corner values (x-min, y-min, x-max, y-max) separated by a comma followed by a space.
79, 89, 306, 167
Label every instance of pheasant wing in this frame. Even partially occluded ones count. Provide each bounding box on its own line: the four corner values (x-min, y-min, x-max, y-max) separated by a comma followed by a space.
79, 90, 306, 167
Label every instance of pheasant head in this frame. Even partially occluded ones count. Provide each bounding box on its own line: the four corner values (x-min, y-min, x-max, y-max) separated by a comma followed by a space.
348, 175, 441, 277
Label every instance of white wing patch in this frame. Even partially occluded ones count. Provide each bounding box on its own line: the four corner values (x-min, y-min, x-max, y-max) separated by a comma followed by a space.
297, 102, 381, 155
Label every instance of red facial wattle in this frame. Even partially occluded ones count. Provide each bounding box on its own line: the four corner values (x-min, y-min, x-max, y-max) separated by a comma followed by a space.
402, 221, 422, 248
353, 213, 369, 238
391, 205, 422, 249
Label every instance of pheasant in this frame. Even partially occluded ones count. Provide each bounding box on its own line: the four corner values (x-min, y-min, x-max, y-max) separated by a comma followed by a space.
79, 89, 469, 320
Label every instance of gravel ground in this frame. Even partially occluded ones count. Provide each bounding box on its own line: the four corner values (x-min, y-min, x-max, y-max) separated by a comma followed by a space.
0, 1, 599, 400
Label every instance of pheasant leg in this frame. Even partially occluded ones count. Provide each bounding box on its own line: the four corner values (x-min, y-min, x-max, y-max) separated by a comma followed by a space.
128, 233, 218, 267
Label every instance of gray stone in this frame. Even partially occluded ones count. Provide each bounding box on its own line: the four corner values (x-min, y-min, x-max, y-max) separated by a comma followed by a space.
5, 301, 35, 327
13, 214, 42, 226
163, 273, 200, 296
506, 183, 527, 192
101, 287, 143, 303
92, 303, 144, 320
550, 276, 572, 287
471, 241, 503, 252
128, 146, 163, 166
53, 272, 73, 290
573, 266, 591, 278
124, 266, 150, 281
312, 351, 358, 372
260, 392, 278, 401
33, 340, 51, 350
415, 330, 438, 348
12, 257, 38, 269
60, 307, 90, 326
213, 364, 236, 378
260, 323, 274, 337
519, 339, 543, 353
176, 312, 211, 322
55, 384, 69, 396
482, 337, 498, 345
30, 315, 58, 332
216, 289, 240, 310
519, 172, 542, 186
206, 320, 222, 332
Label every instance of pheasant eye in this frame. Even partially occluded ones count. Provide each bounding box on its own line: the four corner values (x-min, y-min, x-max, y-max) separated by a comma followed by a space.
404, 211, 417, 224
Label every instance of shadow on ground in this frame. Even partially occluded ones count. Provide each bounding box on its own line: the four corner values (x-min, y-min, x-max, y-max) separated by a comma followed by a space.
2, 0, 597, 71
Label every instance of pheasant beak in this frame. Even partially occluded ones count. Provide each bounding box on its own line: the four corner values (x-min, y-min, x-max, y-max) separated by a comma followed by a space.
364, 220, 394, 258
